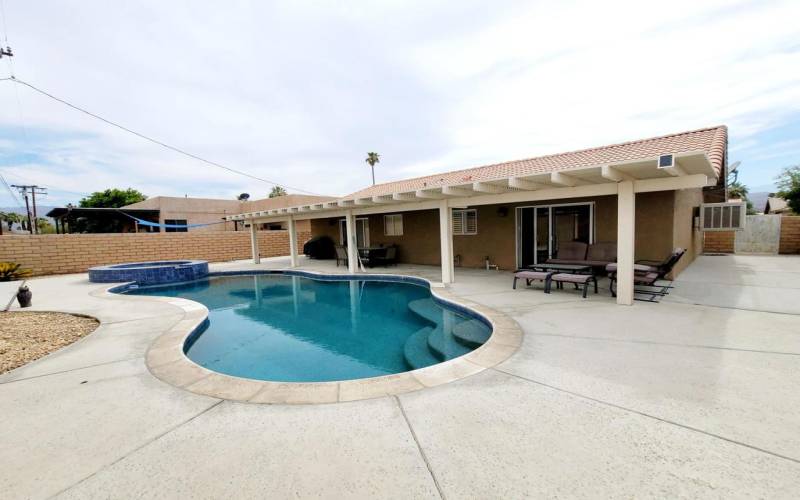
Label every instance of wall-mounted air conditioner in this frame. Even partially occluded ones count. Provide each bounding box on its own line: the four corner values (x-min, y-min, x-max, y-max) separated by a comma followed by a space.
699, 202, 746, 231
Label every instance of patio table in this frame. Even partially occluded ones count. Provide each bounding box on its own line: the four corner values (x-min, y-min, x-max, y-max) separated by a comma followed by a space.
358, 247, 386, 268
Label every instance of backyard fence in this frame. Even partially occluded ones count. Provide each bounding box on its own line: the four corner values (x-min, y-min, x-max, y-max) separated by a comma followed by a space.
703, 215, 800, 255
0, 230, 311, 277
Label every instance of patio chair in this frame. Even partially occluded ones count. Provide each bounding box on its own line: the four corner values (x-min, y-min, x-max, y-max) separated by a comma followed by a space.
372, 246, 397, 267
546, 241, 588, 265
606, 248, 686, 298
334, 245, 348, 267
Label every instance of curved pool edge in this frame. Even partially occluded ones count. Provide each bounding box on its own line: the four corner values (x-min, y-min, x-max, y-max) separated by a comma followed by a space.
98, 270, 523, 405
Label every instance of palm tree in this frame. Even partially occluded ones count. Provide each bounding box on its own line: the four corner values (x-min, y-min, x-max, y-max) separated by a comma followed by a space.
365, 152, 380, 185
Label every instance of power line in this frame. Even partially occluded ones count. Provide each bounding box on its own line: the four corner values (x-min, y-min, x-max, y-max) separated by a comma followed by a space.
0, 76, 323, 196
0, 171, 24, 209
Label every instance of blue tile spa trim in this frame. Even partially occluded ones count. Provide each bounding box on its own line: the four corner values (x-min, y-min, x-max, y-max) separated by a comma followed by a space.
89, 260, 209, 285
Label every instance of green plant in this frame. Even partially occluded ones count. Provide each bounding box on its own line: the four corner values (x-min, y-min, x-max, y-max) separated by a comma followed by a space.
79, 188, 147, 208
0, 262, 32, 282
776, 165, 800, 214
269, 186, 287, 198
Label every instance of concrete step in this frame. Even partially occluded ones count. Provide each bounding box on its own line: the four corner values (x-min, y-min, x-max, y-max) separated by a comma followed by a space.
427, 325, 472, 360
403, 326, 442, 370
407, 298, 443, 324
452, 319, 492, 348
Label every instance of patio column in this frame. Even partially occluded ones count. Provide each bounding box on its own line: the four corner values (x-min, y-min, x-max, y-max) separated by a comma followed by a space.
616, 180, 635, 305
344, 210, 358, 273
250, 222, 260, 264
288, 216, 299, 268
439, 199, 454, 284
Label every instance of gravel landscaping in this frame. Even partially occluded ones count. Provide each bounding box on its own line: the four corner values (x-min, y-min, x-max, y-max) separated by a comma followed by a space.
0, 312, 99, 374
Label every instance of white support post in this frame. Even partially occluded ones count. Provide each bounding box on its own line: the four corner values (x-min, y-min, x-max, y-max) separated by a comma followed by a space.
344, 211, 358, 274
288, 217, 299, 268
439, 199, 454, 284
249, 222, 260, 264
616, 181, 635, 305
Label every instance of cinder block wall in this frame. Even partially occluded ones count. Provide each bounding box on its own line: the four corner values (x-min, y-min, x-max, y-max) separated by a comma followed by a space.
779, 217, 800, 254
0, 231, 311, 276
703, 231, 735, 254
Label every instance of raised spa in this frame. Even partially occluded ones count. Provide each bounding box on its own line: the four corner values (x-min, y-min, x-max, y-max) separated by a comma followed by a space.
125, 273, 491, 382
89, 260, 209, 285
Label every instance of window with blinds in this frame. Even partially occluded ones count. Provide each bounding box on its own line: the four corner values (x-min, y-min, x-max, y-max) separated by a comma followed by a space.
452, 209, 477, 235
700, 202, 746, 231
384, 214, 403, 236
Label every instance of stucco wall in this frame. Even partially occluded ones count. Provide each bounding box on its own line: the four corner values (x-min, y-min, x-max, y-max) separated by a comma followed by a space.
671, 188, 704, 276
0, 230, 310, 277
306, 192, 685, 273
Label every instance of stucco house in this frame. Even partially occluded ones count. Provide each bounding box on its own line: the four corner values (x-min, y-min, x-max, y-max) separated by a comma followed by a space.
123, 194, 334, 232
229, 125, 730, 305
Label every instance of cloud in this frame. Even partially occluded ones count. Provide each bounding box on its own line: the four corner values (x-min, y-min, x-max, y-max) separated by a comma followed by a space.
0, 0, 798, 206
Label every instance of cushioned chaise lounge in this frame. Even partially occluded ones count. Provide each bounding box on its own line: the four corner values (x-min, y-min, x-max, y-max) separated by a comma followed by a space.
548, 273, 598, 298
513, 270, 554, 292
606, 248, 686, 299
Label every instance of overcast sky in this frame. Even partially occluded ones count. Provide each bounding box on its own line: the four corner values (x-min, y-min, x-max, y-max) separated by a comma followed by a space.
1, 0, 799, 207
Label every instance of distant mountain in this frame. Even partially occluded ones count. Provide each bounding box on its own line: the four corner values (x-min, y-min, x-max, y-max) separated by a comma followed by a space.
0, 206, 58, 219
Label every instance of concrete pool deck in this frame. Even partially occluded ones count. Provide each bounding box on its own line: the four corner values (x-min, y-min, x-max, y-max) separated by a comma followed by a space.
1, 255, 799, 498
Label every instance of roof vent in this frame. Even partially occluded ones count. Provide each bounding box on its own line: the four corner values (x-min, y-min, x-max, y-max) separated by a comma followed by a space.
657, 154, 675, 169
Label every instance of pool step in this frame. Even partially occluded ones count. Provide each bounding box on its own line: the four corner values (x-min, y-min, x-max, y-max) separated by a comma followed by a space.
426, 325, 472, 360
452, 319, 491, 348
407, 298, 443, 324
403, 326, 442, 370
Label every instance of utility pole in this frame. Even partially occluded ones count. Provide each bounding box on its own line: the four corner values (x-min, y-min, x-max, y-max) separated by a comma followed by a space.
11, 185, 47, 234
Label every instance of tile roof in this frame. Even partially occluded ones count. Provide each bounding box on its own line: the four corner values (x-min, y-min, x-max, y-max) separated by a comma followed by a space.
346, 125, 727, 199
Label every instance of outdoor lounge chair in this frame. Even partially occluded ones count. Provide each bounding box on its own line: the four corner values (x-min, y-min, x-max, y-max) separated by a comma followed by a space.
513, 270, 554, 292
334, 245, 348, 267
548, 273, 598, 298
606, 248, 686, 300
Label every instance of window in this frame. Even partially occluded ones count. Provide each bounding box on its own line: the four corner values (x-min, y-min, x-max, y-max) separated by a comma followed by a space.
700, 202, 745, 231
384, 214, 403, 236
452, 209, 477, 235
164, 219, 188, 233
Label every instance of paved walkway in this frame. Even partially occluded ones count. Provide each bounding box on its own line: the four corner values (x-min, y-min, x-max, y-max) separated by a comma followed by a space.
1, 255, 799, 498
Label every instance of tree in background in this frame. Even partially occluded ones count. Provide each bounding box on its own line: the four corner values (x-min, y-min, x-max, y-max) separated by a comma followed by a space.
365, 152, 380, 185
237, 193, 251, 201
776, 165, 800, 214
269, 186, 287, 198
73, 188, 147, 233
36, 217, 55, 234
79, 188, 147, 208
728, 181, 755, 214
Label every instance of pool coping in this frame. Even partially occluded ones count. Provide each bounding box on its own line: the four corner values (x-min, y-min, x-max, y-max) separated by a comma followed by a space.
93, 270, 522, 404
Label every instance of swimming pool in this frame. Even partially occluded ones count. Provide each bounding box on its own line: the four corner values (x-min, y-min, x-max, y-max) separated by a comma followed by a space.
125, 273, 491, 382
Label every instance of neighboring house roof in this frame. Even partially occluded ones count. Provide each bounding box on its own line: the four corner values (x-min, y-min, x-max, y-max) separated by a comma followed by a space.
124, 194, 335, 212
765, 196, 790, 214
345, 125, 727, 200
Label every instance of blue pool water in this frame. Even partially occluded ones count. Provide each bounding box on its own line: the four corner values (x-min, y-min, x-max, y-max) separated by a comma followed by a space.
125, 274, 491, 382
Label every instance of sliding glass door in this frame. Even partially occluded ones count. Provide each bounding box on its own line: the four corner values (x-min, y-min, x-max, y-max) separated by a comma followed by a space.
517, 203, 594, 267
339, 218, 370, 248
